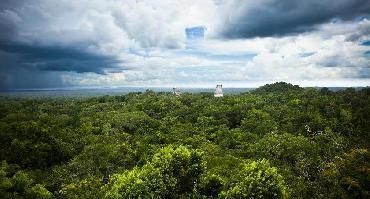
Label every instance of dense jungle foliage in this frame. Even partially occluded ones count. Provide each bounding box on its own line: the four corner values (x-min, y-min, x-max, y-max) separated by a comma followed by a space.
0, 82, 369, 198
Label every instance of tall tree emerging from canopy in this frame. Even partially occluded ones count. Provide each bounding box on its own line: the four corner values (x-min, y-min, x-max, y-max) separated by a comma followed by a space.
105, 146, 205, 198
220, 159, 288, 199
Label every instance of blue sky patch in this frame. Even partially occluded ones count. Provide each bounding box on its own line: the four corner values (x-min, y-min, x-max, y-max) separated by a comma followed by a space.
186, 26, 206, 39
299, 52, 315, 57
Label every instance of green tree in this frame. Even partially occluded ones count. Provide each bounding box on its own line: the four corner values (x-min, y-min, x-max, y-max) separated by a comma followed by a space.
240, 109, 277, 137
320, 149, 370, 198
0, 161, 52, 199
58, 177, 105, 199
106, 146, 205, 198
198, 173, 224, 198
220, 159, 288, 199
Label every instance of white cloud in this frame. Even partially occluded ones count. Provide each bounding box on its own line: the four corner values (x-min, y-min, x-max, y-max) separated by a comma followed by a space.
9, 0, 220, 53
61, 71, 126, 86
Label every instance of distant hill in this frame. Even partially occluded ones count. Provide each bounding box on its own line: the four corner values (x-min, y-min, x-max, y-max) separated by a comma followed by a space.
252, 82, 304, 93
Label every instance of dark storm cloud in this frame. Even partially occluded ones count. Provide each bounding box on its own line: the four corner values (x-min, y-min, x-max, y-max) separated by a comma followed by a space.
222, 0, 370, 38
0, 1, 122, 76
362, 41, 370, 46
0, 0, 129, 89
0, 69, 65, 89
0, 42, 119, 74
0, 41, 122, 89
0, 0, 24, 9
0, 11, 20, 42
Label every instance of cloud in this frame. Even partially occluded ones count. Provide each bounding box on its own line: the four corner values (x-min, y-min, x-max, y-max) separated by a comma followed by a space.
0, 42, 121, 74
0, 0, 219, 49
0, 68, 65, 89
0, 0, 369, 89
60, 71, 126, 87
0, 0, 221, 88
220, 0, 370, 38
173, 19, 369, 87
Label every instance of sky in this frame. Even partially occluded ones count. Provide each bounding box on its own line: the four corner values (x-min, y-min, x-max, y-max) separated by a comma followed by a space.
0, 0, 370, 89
